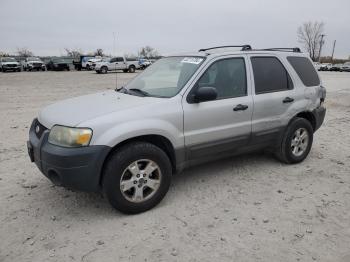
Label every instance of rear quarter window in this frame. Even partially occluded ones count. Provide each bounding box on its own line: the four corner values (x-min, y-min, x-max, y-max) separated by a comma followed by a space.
287, 56, 320, 87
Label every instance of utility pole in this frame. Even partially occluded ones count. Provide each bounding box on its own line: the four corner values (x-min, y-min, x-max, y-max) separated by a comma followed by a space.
331, 40, 336, 63
318, 34, 325, 62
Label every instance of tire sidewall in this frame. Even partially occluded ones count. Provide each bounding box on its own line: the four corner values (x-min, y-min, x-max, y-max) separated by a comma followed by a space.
103, 142, 172, 214
283, 118, 313, 163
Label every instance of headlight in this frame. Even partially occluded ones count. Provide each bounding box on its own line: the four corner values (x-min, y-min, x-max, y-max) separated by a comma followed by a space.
48, 126, 92, 147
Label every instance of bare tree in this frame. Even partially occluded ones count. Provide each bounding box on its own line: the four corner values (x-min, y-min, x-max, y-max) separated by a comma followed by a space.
139, 46, 159, 59
297, 21, 325, 61
0, 51, 10, 57
65, 48, 83, 58
17, 47, 33, 57
94, 48, 104, 56
124, 53, 137, 60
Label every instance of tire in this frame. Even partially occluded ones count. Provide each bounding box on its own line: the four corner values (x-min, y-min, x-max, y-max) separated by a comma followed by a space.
128, 65, 136, 73
101, 66, 108, 74
103, 142, 172, 214
275, 117, 313, 164
123, 69, 128, 73
86, 64, 90, 70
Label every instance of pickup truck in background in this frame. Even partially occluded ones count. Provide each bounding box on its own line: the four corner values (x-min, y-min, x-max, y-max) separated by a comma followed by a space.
95, 56, 140, 74
73, 55, 95, 71
0, 57, 21, 72
22, 57, 46, 71
86, 57, 103, 70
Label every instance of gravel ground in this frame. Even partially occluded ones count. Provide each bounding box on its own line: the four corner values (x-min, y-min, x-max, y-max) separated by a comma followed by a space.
0, 70, 349, 262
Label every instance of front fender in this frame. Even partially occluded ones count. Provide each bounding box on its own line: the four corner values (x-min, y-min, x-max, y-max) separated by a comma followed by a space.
91, 119, 183, 150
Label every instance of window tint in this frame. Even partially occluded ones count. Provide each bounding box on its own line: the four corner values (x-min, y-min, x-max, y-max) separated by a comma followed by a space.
251, 57, 293, 94
196, 58, 247, 99
110, 58, 117, 63
287, 56, 320, 86
116, 57, 124, 62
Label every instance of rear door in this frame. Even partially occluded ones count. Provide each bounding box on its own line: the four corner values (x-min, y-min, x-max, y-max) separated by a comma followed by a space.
182, 55, 253, 160
248, 55, 296, 144
115, 57, 125, 70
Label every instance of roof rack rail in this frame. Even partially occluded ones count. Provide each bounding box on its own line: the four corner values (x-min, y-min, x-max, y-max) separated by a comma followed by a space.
258, 47, 301, 53
198, 45, 252, 52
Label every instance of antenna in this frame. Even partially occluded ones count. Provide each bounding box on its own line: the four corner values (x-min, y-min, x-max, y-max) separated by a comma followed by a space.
113, 32, 118, 90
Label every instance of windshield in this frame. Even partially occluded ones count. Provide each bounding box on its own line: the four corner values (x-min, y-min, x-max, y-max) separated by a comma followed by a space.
125, 56, 205, 98
52, 58, 65, 63
2, 57, 16, 62
28, 57, 40, 61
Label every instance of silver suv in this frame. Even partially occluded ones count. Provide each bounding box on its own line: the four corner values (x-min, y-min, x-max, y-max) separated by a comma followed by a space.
27, 45, 326, 214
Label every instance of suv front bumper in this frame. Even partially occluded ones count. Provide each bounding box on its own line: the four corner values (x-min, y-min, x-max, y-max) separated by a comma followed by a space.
27, 119, 110, 192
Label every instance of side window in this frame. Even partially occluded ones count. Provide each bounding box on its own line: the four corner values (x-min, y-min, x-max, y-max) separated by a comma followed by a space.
116, 57, 124, 62
196, 58, 247, 99
287, 56, 320, 87
251, 57, 293, 94
110, 58, 117, 63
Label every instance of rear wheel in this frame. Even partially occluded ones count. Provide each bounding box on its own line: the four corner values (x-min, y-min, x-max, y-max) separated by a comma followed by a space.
128, 65, 136, 73
275, 117, 313, 164
103, 142, 172, 214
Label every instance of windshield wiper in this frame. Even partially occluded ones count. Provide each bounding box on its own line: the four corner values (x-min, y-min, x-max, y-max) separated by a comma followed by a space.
128, 88, 150, 97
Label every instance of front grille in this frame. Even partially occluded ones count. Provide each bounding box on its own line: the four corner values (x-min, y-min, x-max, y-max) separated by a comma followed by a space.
33, 119, 48, 139
7, 64, 16, 67
33, 63, 42, 67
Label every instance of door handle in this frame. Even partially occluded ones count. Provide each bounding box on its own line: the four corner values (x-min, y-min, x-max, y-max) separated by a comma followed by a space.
233, 104, 248, 111
283, 97, 294, 103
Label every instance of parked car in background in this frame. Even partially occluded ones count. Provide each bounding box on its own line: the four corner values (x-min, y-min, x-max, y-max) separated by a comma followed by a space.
73, 55, 95, 71
95, 56, 140, 73
22, 57, 46, 71
314, 62, 322, 71
46, 58, 70, 71
319, 63, 331, 71
139, 58, 152, 69
0, 57, 21, 72
340, 62, 350, 72
329, 64, 342, 71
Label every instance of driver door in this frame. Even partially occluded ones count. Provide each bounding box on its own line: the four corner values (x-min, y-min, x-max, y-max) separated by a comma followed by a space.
182, 55, 253, 160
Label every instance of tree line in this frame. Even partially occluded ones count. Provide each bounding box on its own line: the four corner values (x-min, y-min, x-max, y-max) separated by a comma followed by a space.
1, 26, 349, 61
0, 46, 161, 59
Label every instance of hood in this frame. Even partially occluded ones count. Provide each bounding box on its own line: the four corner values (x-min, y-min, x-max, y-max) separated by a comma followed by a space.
38, 90, 157, 128
28, 60, 43, 64
2, 62, 19, 65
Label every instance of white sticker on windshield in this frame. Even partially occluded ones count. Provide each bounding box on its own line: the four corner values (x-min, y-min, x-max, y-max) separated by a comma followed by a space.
181, 57, 203, 64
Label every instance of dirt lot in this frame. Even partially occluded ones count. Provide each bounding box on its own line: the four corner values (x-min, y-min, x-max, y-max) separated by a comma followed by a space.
0, 70, 349, 262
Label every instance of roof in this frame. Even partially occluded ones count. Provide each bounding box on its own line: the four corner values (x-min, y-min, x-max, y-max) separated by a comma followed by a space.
168, 45, 308, 59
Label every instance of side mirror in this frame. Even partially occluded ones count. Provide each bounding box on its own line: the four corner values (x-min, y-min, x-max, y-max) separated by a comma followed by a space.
193, 86, 217, 103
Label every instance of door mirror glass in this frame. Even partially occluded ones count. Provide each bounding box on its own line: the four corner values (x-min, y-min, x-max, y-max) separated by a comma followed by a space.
193, 86, 217, 103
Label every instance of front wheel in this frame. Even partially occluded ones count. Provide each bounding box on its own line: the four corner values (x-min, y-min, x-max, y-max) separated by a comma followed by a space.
101, 66, 108, 74
275, 118, 313, 164
103, 142, 172, 214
